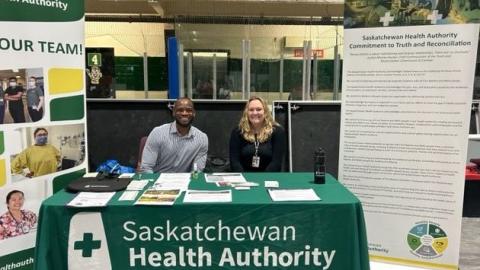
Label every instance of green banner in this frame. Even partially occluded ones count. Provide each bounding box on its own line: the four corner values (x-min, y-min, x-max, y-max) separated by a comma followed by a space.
0, 0, 83, 22
0, 248, 35, 270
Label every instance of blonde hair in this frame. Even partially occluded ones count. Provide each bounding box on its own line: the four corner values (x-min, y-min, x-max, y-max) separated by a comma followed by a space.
238, 96, 278, 143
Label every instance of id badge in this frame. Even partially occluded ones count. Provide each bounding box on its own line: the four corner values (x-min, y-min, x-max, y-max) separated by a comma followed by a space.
252, 156, 260, 168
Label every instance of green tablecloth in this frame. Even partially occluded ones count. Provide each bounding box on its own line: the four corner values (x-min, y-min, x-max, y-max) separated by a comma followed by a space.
34, 173, 370, 270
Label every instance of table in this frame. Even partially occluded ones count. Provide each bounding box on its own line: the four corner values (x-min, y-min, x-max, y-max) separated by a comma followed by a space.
34, 173, 370, 270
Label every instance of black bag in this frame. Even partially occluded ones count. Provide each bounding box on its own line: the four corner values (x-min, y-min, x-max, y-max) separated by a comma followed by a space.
66, 176, 132, 192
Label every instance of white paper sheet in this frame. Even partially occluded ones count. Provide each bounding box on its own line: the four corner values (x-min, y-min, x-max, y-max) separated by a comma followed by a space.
205, 173, 246, 184
183, 190, 232, 203
118, 191, 139, 201
154, 173, 191, 191
264, 181, 279, 188
126, 180, 149, 190
119, 173, 135, 178
158, 173, 191, 181
67, 192, 116, 207
268, 189, 321, 202
83, 172, 98, 178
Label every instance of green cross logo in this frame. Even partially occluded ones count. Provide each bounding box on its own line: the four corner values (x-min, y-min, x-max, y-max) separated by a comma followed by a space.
74, 233, 101, 257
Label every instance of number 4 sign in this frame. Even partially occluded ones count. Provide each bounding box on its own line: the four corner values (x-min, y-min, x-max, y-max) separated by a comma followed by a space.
87, 53, 102, 67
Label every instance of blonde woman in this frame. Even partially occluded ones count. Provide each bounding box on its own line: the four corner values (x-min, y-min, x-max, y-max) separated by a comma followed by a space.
229, 96, 286, 172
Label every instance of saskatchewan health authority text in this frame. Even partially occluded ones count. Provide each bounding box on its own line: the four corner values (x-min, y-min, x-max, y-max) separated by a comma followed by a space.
123, 220, 336, 269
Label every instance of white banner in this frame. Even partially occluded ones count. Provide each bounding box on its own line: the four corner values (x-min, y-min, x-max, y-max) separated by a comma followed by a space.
340, 24, 479, 269
0, 1, 86, 268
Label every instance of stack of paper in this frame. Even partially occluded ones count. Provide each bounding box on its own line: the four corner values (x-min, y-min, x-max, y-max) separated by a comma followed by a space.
135, 189, 181, 206
153, 173, 191, 191
183, 190, 232, 203
268, 189, 321, 202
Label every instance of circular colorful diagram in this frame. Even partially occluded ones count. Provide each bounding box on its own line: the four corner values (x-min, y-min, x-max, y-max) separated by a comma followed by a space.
407, 222, 448, 258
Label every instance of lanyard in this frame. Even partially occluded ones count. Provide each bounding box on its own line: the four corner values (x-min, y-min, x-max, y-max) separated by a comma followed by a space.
254, 134, 259, 156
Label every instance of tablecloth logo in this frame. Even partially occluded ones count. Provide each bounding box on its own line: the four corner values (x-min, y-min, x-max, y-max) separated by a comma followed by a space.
407, 221, 448, 259
68, 212, 112, 270
74, 232, 102, 257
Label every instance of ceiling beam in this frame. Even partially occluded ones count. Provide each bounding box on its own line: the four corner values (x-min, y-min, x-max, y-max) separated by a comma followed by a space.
85, 14, 343, 25
85, 0, 344, 17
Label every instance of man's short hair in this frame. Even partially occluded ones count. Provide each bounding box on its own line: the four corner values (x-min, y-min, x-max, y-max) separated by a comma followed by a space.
174, 97, 195, 109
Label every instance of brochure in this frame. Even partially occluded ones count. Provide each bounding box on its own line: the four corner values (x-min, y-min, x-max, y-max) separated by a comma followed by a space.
135, 189, 181, 206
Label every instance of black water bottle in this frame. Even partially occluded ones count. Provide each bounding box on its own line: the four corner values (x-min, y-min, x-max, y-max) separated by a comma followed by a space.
314, 148, 326, 184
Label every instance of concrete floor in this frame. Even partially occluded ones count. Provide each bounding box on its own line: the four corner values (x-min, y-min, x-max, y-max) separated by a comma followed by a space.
459, 218, 480, 270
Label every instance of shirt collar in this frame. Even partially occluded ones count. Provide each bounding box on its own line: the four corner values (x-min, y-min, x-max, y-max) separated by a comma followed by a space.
170, 121, 194, 138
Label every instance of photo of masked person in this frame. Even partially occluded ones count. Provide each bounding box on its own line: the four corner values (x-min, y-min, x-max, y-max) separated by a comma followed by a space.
26, 76, 44, 122
0, 190, 37, 240
11, 128, 60, 178
4, 77, 26, 123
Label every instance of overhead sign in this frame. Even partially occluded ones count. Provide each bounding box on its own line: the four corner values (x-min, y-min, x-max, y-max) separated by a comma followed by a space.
293, 49, 324, 58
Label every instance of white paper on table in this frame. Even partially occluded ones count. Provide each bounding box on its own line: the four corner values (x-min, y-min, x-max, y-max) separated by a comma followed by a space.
83, 172, 98, 178
118, 191, 139, 201
119, 173, 135, 178
154, 173, 191, 191
126, 180, 149, 190
183, 190, 232, 203
268, 189, 321, 202
233, 182, 258, 187
158, 173, 191, 181
264, 181, 279, 188
215, 181, 257, 188
205, 173, 246, 184
67, 192, 116, 207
